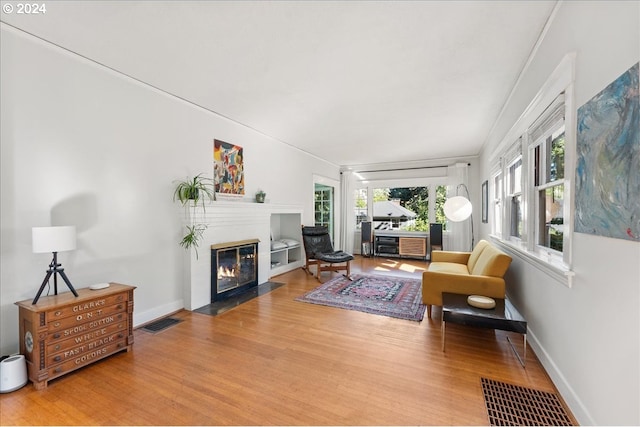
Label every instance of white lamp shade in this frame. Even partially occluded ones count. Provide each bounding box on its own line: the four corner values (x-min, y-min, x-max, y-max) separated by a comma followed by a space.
32, 226, 76, 253
443, 196, 472, 222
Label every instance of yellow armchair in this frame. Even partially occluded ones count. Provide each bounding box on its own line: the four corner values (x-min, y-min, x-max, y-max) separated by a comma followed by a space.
422, 240, 512, 318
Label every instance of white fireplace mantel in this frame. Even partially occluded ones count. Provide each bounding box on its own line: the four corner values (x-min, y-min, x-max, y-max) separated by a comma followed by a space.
180, 200, 303, 310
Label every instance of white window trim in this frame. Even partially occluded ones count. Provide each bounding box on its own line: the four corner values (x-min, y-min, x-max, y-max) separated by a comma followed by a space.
527, 115, 566, 259
506, 152, 524, 243
489, 53, 576, 288
490, 168, 503, 239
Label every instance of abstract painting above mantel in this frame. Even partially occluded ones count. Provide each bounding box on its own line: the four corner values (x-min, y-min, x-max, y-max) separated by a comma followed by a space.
575, 62, 639, 242
214, 139, 245, 196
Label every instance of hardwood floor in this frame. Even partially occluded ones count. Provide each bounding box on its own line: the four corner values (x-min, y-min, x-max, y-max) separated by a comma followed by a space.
0, 256, 569, 425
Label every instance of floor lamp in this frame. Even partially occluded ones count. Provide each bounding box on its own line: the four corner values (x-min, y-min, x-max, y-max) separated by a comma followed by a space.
443, 184, 474, 251
32, 226, 79, 305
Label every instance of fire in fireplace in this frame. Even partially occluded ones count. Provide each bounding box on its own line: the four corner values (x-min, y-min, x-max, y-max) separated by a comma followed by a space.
211, 239, 259, 301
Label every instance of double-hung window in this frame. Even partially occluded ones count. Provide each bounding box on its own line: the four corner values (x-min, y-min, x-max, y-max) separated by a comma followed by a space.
488, 54, 574, 285
492, 171, 503, 238
504, 139, 523, 242
529, 95, 566, 255
354, 188, 368, 229
493, 93, 569, 264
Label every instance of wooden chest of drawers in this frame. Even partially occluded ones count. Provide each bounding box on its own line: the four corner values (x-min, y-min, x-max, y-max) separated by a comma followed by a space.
15, 283, 135, 389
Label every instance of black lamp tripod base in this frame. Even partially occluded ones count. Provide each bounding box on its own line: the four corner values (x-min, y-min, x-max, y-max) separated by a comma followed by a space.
32, 252, 79, 305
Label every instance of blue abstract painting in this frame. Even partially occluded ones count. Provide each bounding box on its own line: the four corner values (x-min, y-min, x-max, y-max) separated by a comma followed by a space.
575, 62, 639, 241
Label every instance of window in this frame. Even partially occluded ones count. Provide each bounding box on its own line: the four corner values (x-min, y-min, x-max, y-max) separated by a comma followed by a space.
507, 157, 523, 239
529, 95, 566, 254
370, 187, 430, 231
435, 185, 448, 227
352, 184, 447, 233
492, 172, 503, 238
314, 184, 333, 237
354, 188, 368, 229
492, 93, 570, 266
488, 54, 574, 285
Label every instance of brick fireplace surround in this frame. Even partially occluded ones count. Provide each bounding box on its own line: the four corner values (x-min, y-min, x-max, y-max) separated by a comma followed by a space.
181, 200, 302, 310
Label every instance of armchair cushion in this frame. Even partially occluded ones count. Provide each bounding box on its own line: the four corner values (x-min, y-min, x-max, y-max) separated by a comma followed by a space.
467, 239, 490, 272
315, 251, 354, 263
470, 244, 512, 277
431, 250, 471, 265
427, 262, 470, 276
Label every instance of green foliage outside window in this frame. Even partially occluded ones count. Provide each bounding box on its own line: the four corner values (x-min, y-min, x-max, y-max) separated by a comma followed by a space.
364, 186, 448, 232
373, 188, 390, 202
435, 185, 448, 226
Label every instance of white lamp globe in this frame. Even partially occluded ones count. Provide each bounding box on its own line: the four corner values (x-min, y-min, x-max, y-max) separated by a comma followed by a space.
443, 196, 472, 222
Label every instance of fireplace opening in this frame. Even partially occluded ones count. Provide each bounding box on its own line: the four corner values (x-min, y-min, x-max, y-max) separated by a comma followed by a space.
211, 239, 259, 302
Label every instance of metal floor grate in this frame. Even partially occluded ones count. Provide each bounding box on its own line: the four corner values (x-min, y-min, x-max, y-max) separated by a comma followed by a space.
481, 377, 575, 426
141, 317, 182, 333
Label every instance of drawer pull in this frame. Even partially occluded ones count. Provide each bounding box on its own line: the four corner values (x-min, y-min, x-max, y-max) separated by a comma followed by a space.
116, 295, 123, 302
54, 344, 61, 351
53, 356, 61, 362
54, 311, 62, 317
116, 304, 123, 310
53, 322, 60, 327
118, 333, 124, 339
53, 367, 62, 374
53, 333, 61, 339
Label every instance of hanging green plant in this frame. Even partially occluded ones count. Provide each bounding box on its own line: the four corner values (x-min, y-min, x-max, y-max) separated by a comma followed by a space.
179, 224, 208, 259
173, 173, 215, 257
172, 173, 215, 208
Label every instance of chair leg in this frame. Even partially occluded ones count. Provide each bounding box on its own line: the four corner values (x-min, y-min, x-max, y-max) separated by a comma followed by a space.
427, 305, 432, 319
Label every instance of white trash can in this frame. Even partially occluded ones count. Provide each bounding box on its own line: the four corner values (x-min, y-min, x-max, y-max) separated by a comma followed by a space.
0, 354, 28, 393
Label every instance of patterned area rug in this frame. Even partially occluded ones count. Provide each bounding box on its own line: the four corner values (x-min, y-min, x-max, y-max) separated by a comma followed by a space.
295, 273, 426, 321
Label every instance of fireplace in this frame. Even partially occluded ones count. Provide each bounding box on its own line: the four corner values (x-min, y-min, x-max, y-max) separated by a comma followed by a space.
211, 239, 259, 302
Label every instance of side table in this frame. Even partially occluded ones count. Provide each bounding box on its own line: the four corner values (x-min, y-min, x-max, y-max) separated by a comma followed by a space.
441, 292, 528, 367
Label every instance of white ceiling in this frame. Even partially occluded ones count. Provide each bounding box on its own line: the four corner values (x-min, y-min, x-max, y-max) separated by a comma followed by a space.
2, 1, 557, 168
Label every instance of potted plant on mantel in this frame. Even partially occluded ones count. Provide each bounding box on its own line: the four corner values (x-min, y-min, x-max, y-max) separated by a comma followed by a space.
173, 173, 215, 259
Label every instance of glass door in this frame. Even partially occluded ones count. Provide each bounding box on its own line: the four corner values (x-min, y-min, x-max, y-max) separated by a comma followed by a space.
314, 183, 334, 240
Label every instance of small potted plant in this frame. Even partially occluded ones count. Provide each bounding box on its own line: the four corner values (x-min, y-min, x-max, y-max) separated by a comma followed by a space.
255, 190, 266, 203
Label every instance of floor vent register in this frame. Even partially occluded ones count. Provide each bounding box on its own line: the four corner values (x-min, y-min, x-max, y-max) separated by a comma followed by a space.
481, 377, 575, 426
141, 317, 183, 333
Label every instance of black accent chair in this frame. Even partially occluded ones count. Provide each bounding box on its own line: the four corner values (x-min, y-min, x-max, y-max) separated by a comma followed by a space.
301, 225, 354, 282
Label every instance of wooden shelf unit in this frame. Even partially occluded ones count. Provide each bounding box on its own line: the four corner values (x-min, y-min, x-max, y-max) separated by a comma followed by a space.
374, 231, 428, 260
15, 283, 135, 389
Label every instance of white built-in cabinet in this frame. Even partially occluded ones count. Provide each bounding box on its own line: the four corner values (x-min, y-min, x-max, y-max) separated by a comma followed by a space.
269, 212, 304, 278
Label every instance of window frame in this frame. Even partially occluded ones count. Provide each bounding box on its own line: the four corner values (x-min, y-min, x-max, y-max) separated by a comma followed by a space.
506, 154, 524, 242
353, 188, 368, 230
488, 53, 576, 288
529, 120, 566, 258
491, 169, 503, 239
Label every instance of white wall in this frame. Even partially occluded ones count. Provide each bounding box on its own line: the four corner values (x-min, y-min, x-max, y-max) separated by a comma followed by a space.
478, 2, 640, 425
0, 25, 338, 355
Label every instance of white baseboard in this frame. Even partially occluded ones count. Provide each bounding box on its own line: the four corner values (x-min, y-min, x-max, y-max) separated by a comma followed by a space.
527, 328, 595, 425
132, 299, 184, 328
